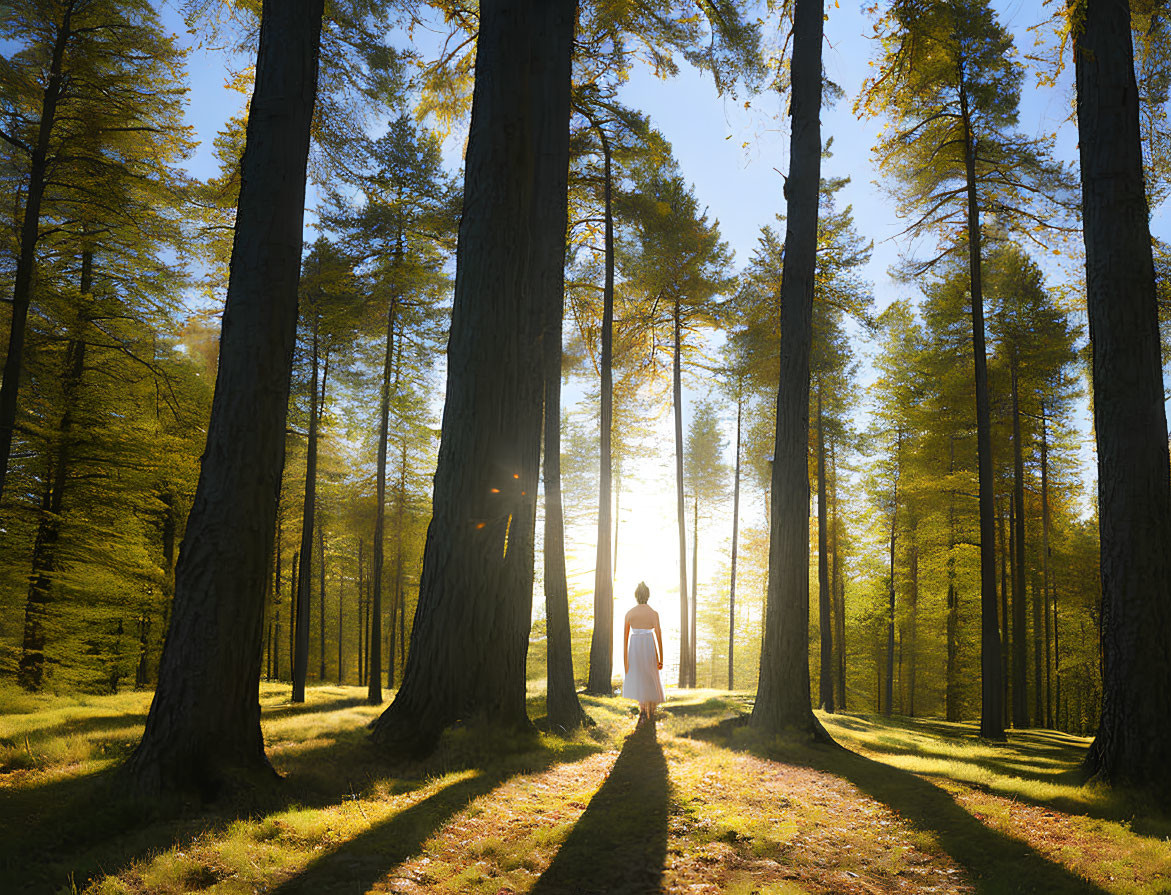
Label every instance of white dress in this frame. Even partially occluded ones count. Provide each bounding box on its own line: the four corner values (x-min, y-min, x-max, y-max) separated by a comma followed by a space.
623, 627, 665, 704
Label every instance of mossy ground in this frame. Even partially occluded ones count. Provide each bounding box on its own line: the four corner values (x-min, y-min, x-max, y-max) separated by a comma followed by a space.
1, 683, 1168, 893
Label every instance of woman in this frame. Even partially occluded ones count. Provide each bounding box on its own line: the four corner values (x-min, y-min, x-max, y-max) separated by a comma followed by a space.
622, 581, 665, 723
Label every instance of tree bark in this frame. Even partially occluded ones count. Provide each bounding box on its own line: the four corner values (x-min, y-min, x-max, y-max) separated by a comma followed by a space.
673, 298, 691, 689
292, 315, 321, 703
544, 248, 588, 731
886, 430, 899, 717
946, 434, 961, 722
125, 0, 325, 796
817, 386, 833, 712
750, 0, 829, 740
690, 492, 699, 687
728, 388, 742, 690
586, 123, 615, 696
960, 75, 1004, 740
1010, 362, 1029, 727
830, 438, 846, 711
318, 521, 326, 681
1041, 404, 1053, 727
1076, 0, 1171, 796
17, 255, 90, 690
0, 2, 74, 505
369, 0, 576, 756
368, 300, 396, 703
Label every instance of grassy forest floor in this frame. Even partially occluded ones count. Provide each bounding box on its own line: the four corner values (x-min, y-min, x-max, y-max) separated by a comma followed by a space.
1, 683, 1169, 894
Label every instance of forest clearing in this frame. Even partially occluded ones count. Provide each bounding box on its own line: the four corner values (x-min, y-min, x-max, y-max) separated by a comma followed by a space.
2, 683, 1168, 894
4, 0, 1171, 892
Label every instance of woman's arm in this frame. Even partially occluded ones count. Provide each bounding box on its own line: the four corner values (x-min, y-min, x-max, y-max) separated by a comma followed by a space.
623, 618, 631, 674
654, 614, 664, 670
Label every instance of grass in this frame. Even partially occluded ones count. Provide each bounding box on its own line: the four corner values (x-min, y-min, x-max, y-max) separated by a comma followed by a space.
1, 682, 1169, 893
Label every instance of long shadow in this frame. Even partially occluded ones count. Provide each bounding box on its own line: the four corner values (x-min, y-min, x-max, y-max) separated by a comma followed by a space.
530, 720, 669, 895
1, 721, 599, 893
691, 718, 1110, 895
269, 741, 602, 893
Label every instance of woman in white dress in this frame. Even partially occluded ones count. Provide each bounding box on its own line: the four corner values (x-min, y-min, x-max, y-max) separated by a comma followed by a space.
622, 581, 665, 723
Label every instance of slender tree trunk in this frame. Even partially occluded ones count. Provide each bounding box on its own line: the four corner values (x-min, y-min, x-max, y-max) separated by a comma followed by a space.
369, 0, 576, 755
946, 434, 960, 722
1041, 403, 1053, 728
368, 300, 396, 703
690, 492, 698, 687
289, 550, 298, 684
999, 500, 1010, 729
673, 298, 691, 689
908, 538, 919, 717
817, 386, 833, 712
18, 251, 89, 690
292, 316, 321, 703
830, 438, 846, 711
1076, 0, 1171, 795
544, 253, 588, 730
318, 522, 326, 681
389, 440, 407, 688
886, 430, 899, 717
357, 538, 365, 684
728, 388, 742, 690
586, 122, 615, 696
125, 0, 326, 795
0, 2, 74, 505
1011, 362, 1029, 727
959, 76, 1004, 741
1054, 579, 1061, 730
750, 0, 829, 740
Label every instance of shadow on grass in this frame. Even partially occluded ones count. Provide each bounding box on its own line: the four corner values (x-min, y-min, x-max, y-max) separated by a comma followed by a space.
824, 714, 1171, 837
0, 715, 601, 893
268, 738, 603, 894
660, 696, 744, 718
530, 720, 669, 895
691, 717, 1110, 895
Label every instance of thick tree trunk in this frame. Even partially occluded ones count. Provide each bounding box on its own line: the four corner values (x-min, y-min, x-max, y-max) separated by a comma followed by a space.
728, 389, 742, 690
369, 0, 576, 756
586, 125, 615, 696
0, 2, 74, 505
1011, 363, 1029, 727
124, 0, 325, 796
960, 77, 1004, 741
18, 251, 89, 690
817, 387, 833, 712
750, 0, 828, 740
1076, 0, 1171, 796
368, 301, 396, 703
292, 317, 321, 703
673, 299, 691, 689
544, 263, 588, 730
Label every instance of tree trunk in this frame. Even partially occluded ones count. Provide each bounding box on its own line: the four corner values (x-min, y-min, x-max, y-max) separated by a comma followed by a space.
368, 299, 396, 704
817, 385, 833, 712
959, 75, 1004, 741
357, 538, 365, 684
544, 245, 588, 730
1076, 0, 1171, 796
125, 0, 325, 796
673, 298, 690, 689
369, 0, 576, 756
586, 123, 615, 696
289, 550, 298, 684
728, 388, 742, 690
318, 521, 326, 681
1041, 403, 1053, 728
908, 538, 919, 717
999, 500, 1010, 729
750, 0, 829, 740
831, 438, 846, 711
1011, 362, 1029, 727
18, 251, 89, 690
690, 492, 698, 687
292, 315, 321, 703
885, 430, 899, 717
946, 434, 961, 722
337, 563, 343, 684
0, 2, 74, 505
